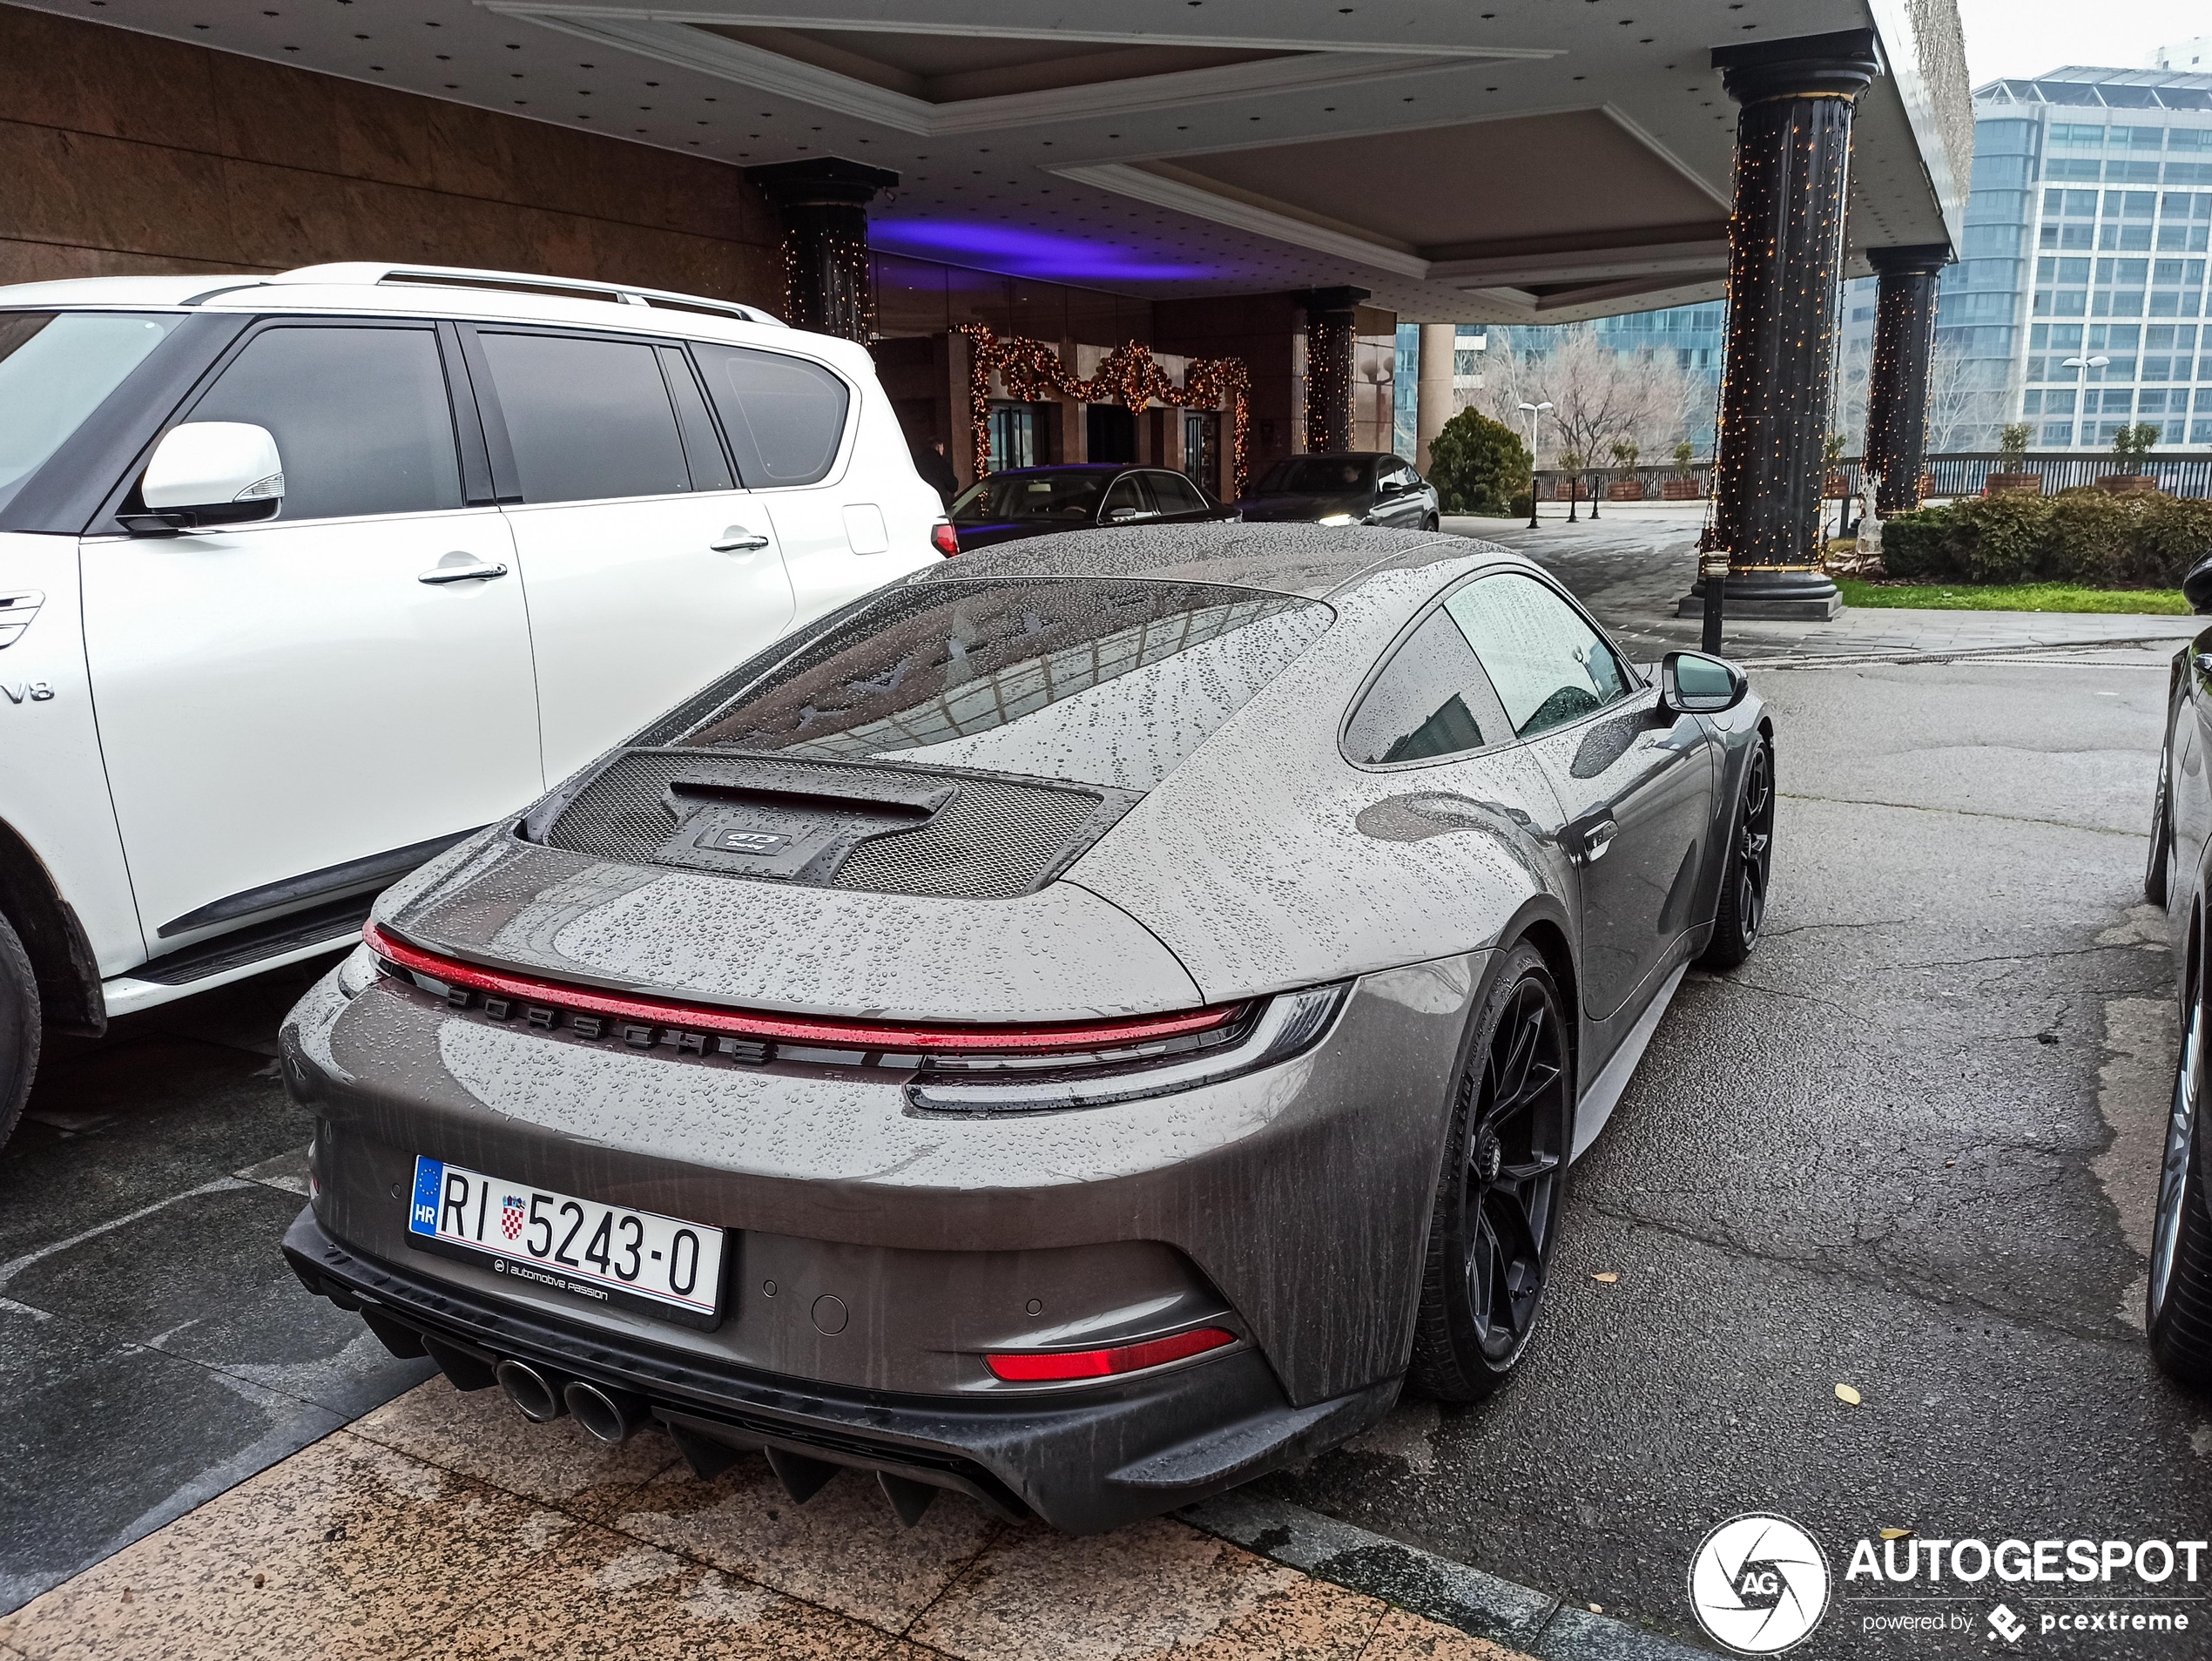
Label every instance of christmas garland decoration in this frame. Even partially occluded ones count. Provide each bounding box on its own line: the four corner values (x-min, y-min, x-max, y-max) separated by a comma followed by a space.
960, 324, 1251, 496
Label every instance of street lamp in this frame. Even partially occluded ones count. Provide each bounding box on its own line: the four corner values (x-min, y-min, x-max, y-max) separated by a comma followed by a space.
2061, 354, 2109, 449
1518, 401, 1553, 528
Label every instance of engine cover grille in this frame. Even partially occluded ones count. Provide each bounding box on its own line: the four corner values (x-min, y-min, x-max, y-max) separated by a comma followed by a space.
529, 749, 1132, 901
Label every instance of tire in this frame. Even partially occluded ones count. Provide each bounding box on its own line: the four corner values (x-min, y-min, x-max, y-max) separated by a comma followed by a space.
2148, 727, 2173, 908
0, 911, 39, 1151
1408, 942, 1573, 1401
1696, 733, 1775, 971
1423, 511, 1441, 532
2149, 952, 2212, 1388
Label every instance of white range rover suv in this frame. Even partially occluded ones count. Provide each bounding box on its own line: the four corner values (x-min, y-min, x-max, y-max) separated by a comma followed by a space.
0, 262, 951, 1140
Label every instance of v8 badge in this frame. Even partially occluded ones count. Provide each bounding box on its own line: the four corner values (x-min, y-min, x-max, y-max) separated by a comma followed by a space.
0, 681, 53, 705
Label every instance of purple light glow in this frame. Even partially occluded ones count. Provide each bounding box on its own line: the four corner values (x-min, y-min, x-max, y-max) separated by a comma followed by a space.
869, 219, 1214, 283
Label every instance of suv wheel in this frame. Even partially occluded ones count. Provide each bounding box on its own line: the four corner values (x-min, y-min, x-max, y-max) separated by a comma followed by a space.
0, 912, 39, 1149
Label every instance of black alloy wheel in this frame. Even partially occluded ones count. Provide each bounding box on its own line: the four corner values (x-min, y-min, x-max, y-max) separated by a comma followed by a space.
2147, 726, 2173, 908
1410, 942, 1573, 1400
2148, 942, 2212, 1386
1423, 510, 1441, 532
0, 912, 39, 1151
1697, 735, 1775, 970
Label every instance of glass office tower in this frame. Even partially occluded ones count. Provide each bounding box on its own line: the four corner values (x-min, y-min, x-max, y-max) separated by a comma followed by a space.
1966, 64, 2212, 450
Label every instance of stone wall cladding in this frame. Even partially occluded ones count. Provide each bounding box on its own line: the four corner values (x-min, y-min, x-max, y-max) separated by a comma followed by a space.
0, 4, 780, 301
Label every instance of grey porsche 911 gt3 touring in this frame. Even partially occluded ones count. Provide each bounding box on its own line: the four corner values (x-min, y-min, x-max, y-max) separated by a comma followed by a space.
280, 523, 1774, 1533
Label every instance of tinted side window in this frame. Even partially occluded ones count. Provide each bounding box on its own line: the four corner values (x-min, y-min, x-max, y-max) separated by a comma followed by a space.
191, 326, 461, 521
1102, 475, 1148, 518
1148, 471, 1208, 514
691, 343, 849, 487
1444, 572, 1631, 739
478, 331, 690, 503
1344, 608, 1512, 766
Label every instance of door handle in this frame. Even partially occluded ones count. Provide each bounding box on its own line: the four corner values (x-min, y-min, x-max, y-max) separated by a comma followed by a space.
1577, 819, 1619, 864
418, 558, 509, 584
711, 526, 772, 553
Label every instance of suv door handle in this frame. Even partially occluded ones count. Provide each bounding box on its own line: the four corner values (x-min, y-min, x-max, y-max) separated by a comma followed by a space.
418, 557, 509, 584
711, 526, 772, 552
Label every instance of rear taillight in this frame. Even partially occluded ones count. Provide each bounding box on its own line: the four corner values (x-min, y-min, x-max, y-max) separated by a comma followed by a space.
931, 518, 959, 557
361, 920, 1244, 1058
984, 1327, 1235, 1382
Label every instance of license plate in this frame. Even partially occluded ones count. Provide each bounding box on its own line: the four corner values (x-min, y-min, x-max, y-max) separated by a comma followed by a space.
406, 1157, 725, 1329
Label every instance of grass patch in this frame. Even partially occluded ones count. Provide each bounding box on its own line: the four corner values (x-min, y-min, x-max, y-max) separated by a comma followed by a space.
1836, 578, 2189, 615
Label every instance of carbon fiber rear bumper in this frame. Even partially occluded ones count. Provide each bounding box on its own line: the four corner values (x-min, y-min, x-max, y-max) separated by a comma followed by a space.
284, 1208, 1398, 1533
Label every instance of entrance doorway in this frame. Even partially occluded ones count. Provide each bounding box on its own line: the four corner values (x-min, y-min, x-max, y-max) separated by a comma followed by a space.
1087, 403, 1136, 463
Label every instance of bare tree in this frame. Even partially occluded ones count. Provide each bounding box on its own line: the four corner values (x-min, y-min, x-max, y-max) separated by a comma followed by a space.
1475, 327, 1703, 474
1921, 333, 1984, 455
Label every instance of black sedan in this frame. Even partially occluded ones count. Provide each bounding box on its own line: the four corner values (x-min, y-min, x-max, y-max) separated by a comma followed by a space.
2144, 557, 2212, 1387
948, 463, 1232, 551
1239, 452, 1440, 532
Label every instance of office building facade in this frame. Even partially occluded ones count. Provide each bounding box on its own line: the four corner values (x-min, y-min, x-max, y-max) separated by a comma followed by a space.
1960, 64, 2212, 450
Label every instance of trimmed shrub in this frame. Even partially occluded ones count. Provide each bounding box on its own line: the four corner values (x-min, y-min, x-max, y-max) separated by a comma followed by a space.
1507, 490, 1534, 520
1426, 407, 1532, 516
1870, 490, 2211, 588
1877, 508, 1951, 579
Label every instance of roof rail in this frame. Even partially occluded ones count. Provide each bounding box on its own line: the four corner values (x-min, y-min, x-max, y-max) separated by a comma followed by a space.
266, 263, 786, 327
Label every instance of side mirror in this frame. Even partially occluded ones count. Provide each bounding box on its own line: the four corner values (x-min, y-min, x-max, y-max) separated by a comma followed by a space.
2186, 555, 2212, 616
1659, 650, 1748, 716
125, 422, 285, 533
1103, 505, 1149, 523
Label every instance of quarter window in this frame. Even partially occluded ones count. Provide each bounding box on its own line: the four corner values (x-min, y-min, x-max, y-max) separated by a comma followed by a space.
478, 332, 691, 504
1445, 572, 1632, 739
190, 326, 461, 522
691, 343, 849, 487
1146, 470, 1209, 515
1343, 607, 1511, 766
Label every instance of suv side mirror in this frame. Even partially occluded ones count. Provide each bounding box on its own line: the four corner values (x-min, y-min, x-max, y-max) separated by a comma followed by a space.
125, 422, 285, 533
2185, 555, 2212, 616
1659, 650, 1748, 716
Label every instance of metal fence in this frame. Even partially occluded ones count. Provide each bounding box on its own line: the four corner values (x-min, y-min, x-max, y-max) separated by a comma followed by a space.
1529, 452, 2212, 503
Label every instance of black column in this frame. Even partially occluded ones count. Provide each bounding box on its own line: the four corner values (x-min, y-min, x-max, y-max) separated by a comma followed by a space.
1296, 287, 1368, 454
745, 158, 900, 341
1865, 244, 1950, 516
1696, 30, 1881, 622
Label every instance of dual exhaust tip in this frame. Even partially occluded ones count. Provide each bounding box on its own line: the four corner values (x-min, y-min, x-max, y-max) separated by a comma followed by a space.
494, 1358, 646, 1447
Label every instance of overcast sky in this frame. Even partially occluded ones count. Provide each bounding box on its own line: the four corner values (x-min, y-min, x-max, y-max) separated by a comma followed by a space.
1958, 0, 2208, 84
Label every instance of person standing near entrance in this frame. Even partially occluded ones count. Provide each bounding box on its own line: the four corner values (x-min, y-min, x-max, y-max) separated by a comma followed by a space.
913, 438, 959, 508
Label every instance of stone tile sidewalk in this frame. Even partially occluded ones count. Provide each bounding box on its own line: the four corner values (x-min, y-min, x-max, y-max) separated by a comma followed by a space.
0, 1379, 1534, 1661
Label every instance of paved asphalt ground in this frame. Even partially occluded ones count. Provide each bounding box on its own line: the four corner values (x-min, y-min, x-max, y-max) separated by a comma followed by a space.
5, 511, 2209, 1657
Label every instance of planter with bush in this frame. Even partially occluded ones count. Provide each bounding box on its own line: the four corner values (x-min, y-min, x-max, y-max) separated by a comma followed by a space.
1662, 442, 1701, 500
1426, 407, 1533, 516
2098, 422, 2161, 494
1986, 422, 2040, 496
1878, 487, 2212, 588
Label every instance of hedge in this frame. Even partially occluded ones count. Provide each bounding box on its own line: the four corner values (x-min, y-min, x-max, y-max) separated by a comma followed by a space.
1426, 407, 1532, 516
1880, 490, 2212, 588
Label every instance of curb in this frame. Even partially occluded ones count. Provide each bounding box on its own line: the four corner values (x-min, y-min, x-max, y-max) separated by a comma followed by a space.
1177, 1490, 1711, 1660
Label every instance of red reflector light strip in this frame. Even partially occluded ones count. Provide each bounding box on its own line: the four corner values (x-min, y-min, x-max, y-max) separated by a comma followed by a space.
363, 922, 1240, 1056
983, 1327, 1235, 1382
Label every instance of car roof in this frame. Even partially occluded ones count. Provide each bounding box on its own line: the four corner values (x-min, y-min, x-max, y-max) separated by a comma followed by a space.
982, 463, 1152, 477
0, 263, 876, 372
917, 522, 1522, 601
